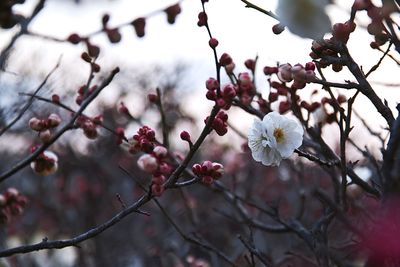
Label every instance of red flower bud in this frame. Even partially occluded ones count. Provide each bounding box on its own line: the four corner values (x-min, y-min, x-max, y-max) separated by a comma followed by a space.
180, 131, 191, 142
209, 38, 219, 48
131, 17, 146, 38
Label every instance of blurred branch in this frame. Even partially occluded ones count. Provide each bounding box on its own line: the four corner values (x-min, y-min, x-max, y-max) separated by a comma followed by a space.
0, 58, 60, 136
0, 67, 120, 182
0, 0, 46, 70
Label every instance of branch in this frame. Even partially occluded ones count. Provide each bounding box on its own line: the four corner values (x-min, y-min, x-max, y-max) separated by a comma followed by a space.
0, 0, 46, 69
0, 58, 60, 136
0, 193, 149, 257
0, 67, 120, 182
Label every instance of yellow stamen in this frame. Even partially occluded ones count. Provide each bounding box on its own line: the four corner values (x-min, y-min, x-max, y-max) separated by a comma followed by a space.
273, 128, 285, 144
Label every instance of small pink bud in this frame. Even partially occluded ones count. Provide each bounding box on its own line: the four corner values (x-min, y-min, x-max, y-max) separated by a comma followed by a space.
48, 113, 61, 127
201, 176, 214, 185
192, 163, 202, 175
222, 84, 237, 99
219, 53, 232, 66
148, 93, 158, 103
29, 117, 44, 131
39, 130, 52, 143
152, 175, 166, 185
209, 38, 219, 48
67, 33, 81, 44
197, 11, 208, 27
137, 154, 159, 173
202, 160, 213, 172
272, 23, 285, 34
159, 163, 172, 174
263, 66, 278, 75
153, 146, 168, 158
224, 62, 235, 74
205, 77, 220, 91
305, 62, 315, 71
244, 59, 255, 71
67, 33, 82, 44
180, 131, 191, 142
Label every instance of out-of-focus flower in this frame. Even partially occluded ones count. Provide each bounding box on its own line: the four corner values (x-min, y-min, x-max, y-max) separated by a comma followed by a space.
137, 154, 158, 173
30, 151, 58, 176
276, 0, 331, 39
248, 112, 303, 166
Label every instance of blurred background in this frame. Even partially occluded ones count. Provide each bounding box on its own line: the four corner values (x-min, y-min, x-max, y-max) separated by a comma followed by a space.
0, 0, 395, 266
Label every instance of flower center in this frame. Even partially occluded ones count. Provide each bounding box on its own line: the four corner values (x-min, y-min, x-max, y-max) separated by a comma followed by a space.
273, 128, 285, 144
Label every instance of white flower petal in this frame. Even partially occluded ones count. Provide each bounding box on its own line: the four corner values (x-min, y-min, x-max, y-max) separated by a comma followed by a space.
247, 112, 304, 166
277, 0, 331, 39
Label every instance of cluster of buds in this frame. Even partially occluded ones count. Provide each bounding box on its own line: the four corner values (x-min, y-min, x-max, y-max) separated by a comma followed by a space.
137, 145, 173, 197
205, 110, 228, 136
29, 113, 61, 143
236, 72, 256, 105
67, 34, 100, 58
310, 21, 356, 72
75, 84, 98, 106
352, 0, 392, 48
30, 149, 59, 176
101, 14, 122, 43
0, 0, 24, 29
219, 53, 235, 74
192, 160, 224, 185
129, 126, 157, 154
273, 63, 316, 88
137, 146, 172, 175
205, 78, 236, 110
76, 115, 103, 140
0, 188, 28, 224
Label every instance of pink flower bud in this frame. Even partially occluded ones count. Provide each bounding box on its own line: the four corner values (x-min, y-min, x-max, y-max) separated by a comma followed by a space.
244, 59, 255, 71
272, 23, 285, 34
153, 146, 168, 158
222, 84, 236, 99
277, 63, 293, 82
224, 62, 235, 74
137, 154, 158, 173
192, 163, 202, 175
205, 78, 219, 91
159, 162, 172, 174
202, 160, 213, 172
152, 175, 166, 185
197, 11, 208, 27
180, 131, 191, 142
29, 117, 44, 131
219, 53, 232, 66
39, 129, 52, 143
48, 113, 61, 127
263, 66, 278, 75
209, 38, 219, 48
201, 176, 214, 185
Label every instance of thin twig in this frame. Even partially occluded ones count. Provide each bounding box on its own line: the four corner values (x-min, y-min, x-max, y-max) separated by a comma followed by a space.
0, 67, 120, 182
0, 58, 61, 136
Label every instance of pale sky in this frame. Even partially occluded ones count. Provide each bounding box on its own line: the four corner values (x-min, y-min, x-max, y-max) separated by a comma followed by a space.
1, 0, 398, 157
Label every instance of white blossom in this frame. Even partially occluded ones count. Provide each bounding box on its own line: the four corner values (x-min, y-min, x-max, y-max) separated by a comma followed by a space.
276, 0, 331, 39
248, 112, 303, 166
